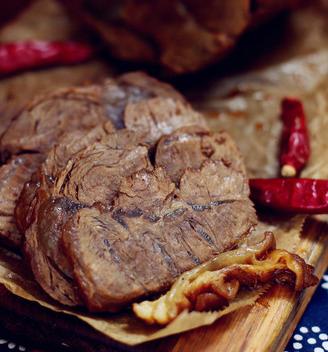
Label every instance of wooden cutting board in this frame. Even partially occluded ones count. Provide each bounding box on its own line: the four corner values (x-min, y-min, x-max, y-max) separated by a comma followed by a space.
0, 1, 327, 352
161, 219, 328, 352
0, 218, 326, 352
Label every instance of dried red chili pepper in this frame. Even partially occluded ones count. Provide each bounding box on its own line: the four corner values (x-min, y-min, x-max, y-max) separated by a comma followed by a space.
249, 178, 328, 214
0, 41, 94, 75
279, 97, 310, 177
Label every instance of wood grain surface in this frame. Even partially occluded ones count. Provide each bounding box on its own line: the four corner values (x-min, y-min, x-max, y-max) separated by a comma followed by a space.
163, 219, 328, 352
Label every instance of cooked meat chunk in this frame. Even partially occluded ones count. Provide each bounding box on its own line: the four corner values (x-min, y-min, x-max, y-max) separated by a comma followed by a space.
120, 0, 234, 74
0, 154, 43, 248
1, 71, 184, 157
156, 126, 245, 183
24, 131, 153, 306
53, 131, 152, 205
2, 72, 189, 248
8, 72, 314, 314
102, 71, 185, 128
15, 123, 115, 236
12, 72, 202, 305
60, 0, 301, 73
24, 196, 83, 306
62, 157, 256, 311
124, 98, 207, 145
24, 122, 256, 311
0, 86, 113, 248
182, 0, 249, 34
0, 86, 111, 156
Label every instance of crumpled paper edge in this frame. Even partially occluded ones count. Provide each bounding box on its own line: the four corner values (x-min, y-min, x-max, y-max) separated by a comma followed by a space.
0, 49, 326, 348
256, 215, 306, 253
0, 247, 266, 345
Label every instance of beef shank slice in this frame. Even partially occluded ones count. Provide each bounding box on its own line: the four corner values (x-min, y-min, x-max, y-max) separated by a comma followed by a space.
0, 86, 111, 155
4, 71, 184, 248
102, 71, 185, 128
12, 72, 256, 312
0, 86, 113, 248
16, 123, 115, 236
24, 196, 83, 306
60, 130, 256, 311
0, 154, 43, 247
156, 126, 245, 183
24, 130, 153, 306
53, 131, 152, 205
124, 97, 207, 145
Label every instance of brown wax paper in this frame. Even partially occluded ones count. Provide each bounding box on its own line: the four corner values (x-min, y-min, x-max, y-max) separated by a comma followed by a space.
0, 0, 327, 346
193, 49, 328, 179
0, 246, 267, 345
257, 215, 306, 252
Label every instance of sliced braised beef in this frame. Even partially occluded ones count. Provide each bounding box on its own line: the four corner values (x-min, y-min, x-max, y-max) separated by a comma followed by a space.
24, 130, 153, 306
14, 72, 198, 305
0, 154, 43, 248
0, 86, 113, 248
26, 124, 256, 311
5, 71, 314, 314
2, 72, 188, 248
1, 71, 185, 157
0, 85, 110, 156
124, 97, 207, 145
53, 130, 152, 205
102, 71, 185, 128
156, 126, 245, 183
15, 122, 115, 235
62, 155, 256, 311
24, 195, 83, 306
24, 108, 206, 306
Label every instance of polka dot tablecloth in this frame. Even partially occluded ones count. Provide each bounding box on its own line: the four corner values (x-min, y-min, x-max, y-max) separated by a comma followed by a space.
0, 272, 327, 352
285, 273, 328, 352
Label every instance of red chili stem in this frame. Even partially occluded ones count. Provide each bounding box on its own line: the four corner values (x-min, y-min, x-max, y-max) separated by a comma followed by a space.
0, 41, 95, 75
250, 178, 328, 214
279, 97, 310, 177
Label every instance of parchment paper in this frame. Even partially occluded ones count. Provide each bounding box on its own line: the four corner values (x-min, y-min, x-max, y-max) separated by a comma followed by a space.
0, 247, 267, 345
0, 0, 327, 346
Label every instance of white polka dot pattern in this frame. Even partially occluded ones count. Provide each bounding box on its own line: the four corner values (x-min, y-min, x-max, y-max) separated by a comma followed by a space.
0, 338, 26, 351
314, 348, 324, 352
322, 275, 328, 290
300, 327, 309, 333
289, 324, 328, 351
308, 338, 317, 345
293, 342, 303, 349
323, 341, 328, 351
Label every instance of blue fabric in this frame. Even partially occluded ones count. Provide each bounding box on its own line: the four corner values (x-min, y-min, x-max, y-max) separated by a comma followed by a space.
285, 271, 328, 352
0, 271, 327, 352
